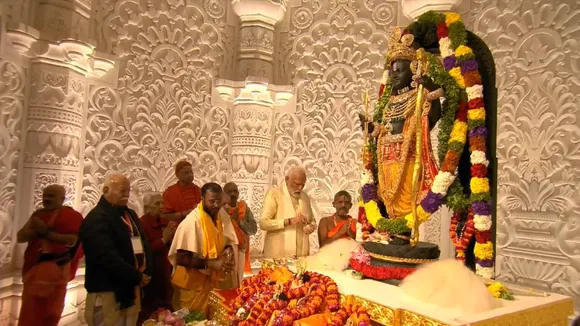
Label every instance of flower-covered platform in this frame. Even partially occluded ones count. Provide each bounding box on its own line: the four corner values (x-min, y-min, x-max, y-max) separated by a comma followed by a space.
208, 260, 573, 326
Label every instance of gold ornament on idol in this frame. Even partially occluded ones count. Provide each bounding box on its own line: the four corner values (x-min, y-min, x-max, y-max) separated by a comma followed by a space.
361, 90, 370, 168
410, 48, 429, 247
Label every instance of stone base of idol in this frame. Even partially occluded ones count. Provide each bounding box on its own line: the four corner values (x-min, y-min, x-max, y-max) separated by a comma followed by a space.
207, 260, 574, 326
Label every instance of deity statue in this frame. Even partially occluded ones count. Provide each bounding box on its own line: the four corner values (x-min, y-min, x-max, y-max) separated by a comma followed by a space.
359, 27, 443, 220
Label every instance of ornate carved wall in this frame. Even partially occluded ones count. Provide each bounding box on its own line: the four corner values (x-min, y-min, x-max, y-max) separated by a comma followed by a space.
81, 0, 236, 215
461, 0, 580, 314
271, 0, 395, 251
0, 0, 578, 324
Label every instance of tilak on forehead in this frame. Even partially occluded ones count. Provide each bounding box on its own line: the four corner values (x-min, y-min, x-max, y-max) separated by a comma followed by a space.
175, 160, 192, 173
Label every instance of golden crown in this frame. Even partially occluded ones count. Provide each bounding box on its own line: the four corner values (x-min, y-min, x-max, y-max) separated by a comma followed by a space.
387, 26, 416, 64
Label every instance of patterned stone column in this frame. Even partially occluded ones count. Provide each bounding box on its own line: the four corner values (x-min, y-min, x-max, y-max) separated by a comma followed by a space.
224, 0, 292, 259
0, 0, 114, 322
232, 0, 287, 81
214, 78, 294, 257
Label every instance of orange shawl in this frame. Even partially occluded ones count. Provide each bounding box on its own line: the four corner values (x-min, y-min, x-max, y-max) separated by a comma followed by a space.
227, 201, 252, 273
327, 215, 356, 239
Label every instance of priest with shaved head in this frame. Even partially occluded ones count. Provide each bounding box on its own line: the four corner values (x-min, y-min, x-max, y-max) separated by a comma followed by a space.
80, 173, 152, 326
162, 160, 202, 223
259, 166, 317, 258
17, 184, 83, 326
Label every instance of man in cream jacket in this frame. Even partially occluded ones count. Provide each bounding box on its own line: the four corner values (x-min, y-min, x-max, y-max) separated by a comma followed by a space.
259, 166, 316, 258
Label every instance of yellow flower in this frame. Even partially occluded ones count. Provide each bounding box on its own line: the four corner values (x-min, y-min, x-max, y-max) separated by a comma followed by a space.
449, 67, 466, 89
449, 121, 467, 144
487, 282, 504, 298
454, 45, 473, 58
471, 177, 490, 194
474, 241, 494, 260
405, 205, 431, 229
363, 201, 383, 228
445, 12, 462, 26
467, 108, 486, 121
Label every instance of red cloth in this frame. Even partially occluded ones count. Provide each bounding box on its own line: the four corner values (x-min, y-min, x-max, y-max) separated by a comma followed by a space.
22, 207, 83, 276
162, 183, 201, 221
138, 214, 173, 322
19, 207, 82, 326
18, 282, 67, 326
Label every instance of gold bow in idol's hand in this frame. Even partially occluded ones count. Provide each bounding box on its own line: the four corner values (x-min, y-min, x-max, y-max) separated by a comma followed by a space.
410, 48, 428, 247
361, 90, 370, 167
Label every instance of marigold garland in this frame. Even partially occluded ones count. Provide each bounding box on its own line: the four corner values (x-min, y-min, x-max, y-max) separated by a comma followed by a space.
229, 268, 364, 326
359, 11, 494, 278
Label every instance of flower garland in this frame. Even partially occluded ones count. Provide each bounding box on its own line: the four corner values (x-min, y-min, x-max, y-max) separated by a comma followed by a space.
434, 12, 494, 278
230, 269, 345, 325
360, 54, 468, 231
349, 248, 415, 280
328, 296, 371, 326
360, 11, 494, 278
449, 210, 475, 260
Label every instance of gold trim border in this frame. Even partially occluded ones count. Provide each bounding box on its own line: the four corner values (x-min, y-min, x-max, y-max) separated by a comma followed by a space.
212, 262, 574, 326
209, 290, 573, 326
367, 252, 437, 264
468, 298, 574, 326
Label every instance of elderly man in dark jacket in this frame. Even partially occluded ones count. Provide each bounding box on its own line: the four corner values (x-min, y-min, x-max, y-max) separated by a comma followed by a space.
80, 173, 152, 326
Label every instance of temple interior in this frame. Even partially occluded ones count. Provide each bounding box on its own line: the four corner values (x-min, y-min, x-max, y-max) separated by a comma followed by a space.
0, 0, 579, 325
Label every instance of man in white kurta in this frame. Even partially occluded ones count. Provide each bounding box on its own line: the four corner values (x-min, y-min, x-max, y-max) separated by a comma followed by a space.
259, 166, 317, 258
168, 183, 238, 313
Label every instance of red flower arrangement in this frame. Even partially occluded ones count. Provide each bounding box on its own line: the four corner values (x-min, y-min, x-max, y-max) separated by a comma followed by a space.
349, 258, 415, 280
328, 296, 371, 326
230, 269, 345, 326
449, 210, 475, 260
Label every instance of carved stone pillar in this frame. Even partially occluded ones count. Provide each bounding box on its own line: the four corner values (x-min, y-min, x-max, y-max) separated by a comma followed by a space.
214, 78, 294, 256
401, 0, 463, 20
0, 1, 114, 322
232, 0, 287, 81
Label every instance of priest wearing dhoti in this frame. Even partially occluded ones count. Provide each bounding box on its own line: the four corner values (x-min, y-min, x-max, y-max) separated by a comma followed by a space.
168, 182, 238, 314
259, 166, 317, 258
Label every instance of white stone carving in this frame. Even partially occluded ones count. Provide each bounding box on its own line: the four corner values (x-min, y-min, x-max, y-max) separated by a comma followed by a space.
82, 0, 232, 216
0, 57, 25, 272
466, 0, 580, 314
401, 0, 464, 20
273, 1, 395, 252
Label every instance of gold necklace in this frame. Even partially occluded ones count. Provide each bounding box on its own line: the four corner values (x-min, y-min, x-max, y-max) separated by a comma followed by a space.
383, 89, 418, 133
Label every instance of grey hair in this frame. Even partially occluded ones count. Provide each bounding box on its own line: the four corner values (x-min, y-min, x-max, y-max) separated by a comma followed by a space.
286, 165, 307, 177
143, 192, 162, 210
102, 172, 126, 193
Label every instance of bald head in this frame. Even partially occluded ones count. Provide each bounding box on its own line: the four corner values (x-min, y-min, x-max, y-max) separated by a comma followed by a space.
42, 184, 66, 210
285, 166, 307, 198
103, 173, 131, 206
224, 182, 239, 206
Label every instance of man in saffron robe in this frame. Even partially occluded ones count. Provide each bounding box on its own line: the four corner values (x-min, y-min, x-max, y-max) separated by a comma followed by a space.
317, 191, 356, 247
162, 160, 202, 222
223, 182, 257, 278
138, 192, 176, 324
17, 184, 83, 326
260, 166, 317, 258
168, 182, 238, 314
